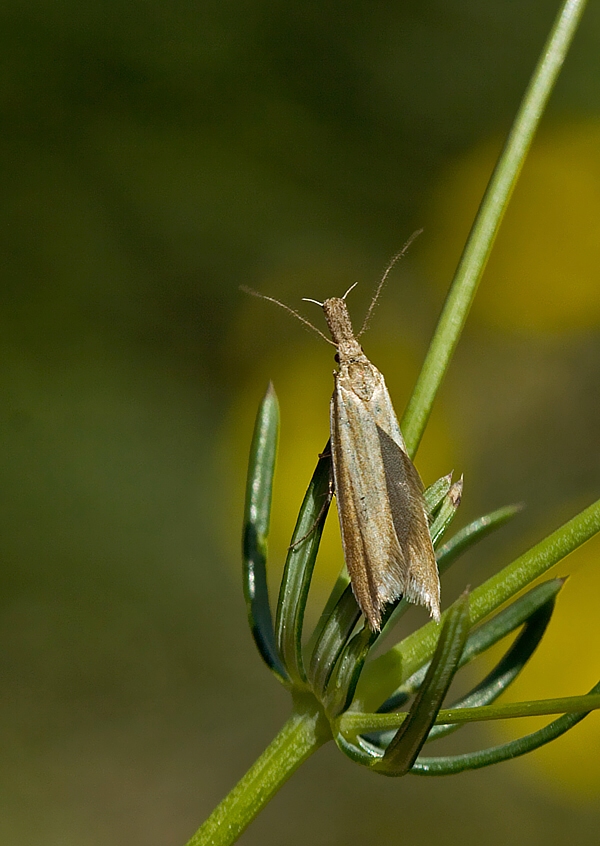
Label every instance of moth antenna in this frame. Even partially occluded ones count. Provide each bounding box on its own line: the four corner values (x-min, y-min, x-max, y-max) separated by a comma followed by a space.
341, 281, 359, 300
241, 285, 334, 345
302, 297, 324, 307
357, 228, 423, 337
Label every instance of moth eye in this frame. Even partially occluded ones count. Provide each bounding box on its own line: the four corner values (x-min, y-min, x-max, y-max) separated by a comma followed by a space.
334, 353, 340, 363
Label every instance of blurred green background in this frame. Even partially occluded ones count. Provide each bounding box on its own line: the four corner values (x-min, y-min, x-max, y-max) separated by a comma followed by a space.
2, 1, 600, 843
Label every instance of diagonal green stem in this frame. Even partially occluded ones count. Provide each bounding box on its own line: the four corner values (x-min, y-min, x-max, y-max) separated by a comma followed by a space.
401, 0, 589, 457
186, 701, 331, 846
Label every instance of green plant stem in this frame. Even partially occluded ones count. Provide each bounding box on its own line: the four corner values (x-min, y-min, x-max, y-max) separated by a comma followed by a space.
340, 694, 600, 737
401, 0, 589, 457
187, 702, 331, 846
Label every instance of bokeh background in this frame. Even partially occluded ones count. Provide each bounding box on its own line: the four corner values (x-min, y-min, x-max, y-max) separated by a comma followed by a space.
2, 1, 600, 843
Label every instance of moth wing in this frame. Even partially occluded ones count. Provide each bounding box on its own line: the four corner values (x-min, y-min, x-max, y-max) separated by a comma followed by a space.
366, 368, 440, 619
365, 369, 407, 451
330, 382, 409, 631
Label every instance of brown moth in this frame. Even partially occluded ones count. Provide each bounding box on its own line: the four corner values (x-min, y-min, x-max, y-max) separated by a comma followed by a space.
242, 235, 440, 630
316, 290, 439, 630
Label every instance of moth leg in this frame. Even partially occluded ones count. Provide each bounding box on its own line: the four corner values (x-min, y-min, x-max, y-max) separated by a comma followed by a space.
289, 453, 334, 550
318, 438, 332, 461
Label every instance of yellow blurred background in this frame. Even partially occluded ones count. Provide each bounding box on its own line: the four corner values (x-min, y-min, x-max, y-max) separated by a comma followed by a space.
1, 2, 600, 844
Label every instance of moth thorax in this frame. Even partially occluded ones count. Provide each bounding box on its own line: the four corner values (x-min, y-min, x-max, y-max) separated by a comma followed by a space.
322, 298, 362, 358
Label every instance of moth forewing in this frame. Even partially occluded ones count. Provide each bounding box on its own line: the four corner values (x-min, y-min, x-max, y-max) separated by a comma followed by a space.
330, 373, 409, 631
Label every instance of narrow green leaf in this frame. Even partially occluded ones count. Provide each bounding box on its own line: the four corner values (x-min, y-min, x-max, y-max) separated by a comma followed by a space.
334, 729, 382, 766
436, 504, 523, 573
308, 582, 361, 700
401, 0, 590, 457
410, 680, 600, 775
430, 478, 463, 548
323, 623, 375, 717
373, 592, 471, 776
306, 572, 351, 653
275, 446, 332, 686
424, 473, 453, 519
377, 596, 411, 639
242, 383, 288, 682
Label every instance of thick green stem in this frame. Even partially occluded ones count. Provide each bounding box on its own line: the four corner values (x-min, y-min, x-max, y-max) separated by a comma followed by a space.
187, 702, 331, 846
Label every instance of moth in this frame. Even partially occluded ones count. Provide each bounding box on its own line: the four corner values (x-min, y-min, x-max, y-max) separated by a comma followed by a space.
243, 236, 440, 631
